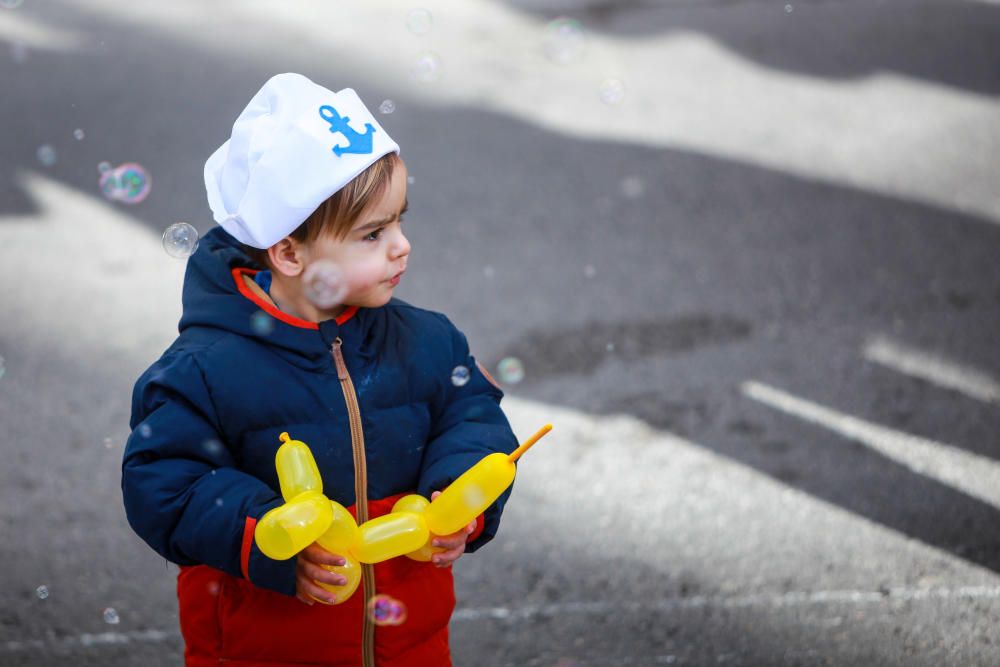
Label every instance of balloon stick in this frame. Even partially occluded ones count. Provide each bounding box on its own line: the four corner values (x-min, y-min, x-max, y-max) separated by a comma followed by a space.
508, 423, 553, 463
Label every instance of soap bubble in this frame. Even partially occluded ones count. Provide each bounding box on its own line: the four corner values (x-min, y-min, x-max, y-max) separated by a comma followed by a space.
202, 439, 224, 457
250, 310, 275, 335
406, 8, 433, 34
303, 260, 347, 309
97, 161, 111, 173
36, 144, 57, 167
0, 355, 5, 380
162, 222, 199, 259
138, 423, 152, 438
98, 172, 119, 200
379, 99, 396, 114
620, 175, 644, 198
784, 3, 793, 12
483, 265, 495, 279
35, 585, 49, 600
103, 608, 120, 624
462, 485, 487, 510
73, 128, 85, 140
1, 0, 25, 9
99, 162, 152, 204
410, 51, 442, 83
497, 357, 524, 384
407, 175, 415, 185
215, 498, 224, 507
599, 78, 626, 105
451, 365, 471, 387
367, 594, 407, 626
115, 163, 152, 203
584, 264, 596, 278
543, 17, 586, 64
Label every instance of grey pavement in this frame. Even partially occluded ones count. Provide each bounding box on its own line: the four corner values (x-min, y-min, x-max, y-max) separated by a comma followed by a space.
1, 1, 999, 665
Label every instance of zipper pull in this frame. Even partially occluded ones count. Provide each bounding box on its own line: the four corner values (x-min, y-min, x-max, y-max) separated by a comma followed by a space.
331, 337, 349, 380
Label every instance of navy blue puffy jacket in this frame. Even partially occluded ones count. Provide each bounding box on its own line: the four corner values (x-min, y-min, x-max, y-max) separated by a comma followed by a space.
122, 226, 517, 596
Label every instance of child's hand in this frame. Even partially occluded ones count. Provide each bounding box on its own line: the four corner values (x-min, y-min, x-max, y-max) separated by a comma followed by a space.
295, 542, 348, 606
429, 490, 477, 568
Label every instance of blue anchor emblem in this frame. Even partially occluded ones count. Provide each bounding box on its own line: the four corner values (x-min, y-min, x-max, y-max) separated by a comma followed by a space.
318, 104, 375, 157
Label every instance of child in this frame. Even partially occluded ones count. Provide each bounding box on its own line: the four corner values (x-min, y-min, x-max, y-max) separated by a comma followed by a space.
122, 73, 518, 667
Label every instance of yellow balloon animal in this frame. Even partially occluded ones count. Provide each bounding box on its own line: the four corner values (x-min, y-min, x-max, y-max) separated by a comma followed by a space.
255, 425, 553, 603
253, 432, 362, 603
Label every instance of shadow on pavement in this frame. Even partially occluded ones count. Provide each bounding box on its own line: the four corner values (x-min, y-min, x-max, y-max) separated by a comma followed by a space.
502, 0, 1000, 96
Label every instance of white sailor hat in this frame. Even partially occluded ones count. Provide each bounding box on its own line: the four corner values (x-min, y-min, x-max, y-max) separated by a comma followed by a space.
204, 72, 400, 249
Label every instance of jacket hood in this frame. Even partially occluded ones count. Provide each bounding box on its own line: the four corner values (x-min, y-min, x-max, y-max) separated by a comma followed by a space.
177, 226, 355, 364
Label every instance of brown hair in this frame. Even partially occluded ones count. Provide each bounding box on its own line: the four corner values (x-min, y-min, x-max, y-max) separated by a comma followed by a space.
244, 151, 403, 267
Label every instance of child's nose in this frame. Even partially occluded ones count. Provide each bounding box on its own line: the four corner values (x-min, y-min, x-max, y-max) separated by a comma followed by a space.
390, 230, 411, 259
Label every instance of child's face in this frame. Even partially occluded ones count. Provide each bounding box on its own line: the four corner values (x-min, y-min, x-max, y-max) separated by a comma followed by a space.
303, 161, 410, 310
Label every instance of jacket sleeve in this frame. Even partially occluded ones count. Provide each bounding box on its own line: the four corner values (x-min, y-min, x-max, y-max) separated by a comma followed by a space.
417, 320, 519, 553
122, 351, 296, 596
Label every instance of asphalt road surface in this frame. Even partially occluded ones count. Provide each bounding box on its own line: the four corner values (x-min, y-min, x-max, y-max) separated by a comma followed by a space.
1, 1, 999, 665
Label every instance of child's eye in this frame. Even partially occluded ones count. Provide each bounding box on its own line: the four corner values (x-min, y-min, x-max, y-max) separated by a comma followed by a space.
363, 227, 384, 242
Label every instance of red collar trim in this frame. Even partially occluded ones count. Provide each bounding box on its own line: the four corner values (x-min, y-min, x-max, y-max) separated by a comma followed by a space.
231, 267, 359, 329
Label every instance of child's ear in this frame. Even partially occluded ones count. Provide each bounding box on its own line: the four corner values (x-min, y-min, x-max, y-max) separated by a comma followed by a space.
267, 237, 305, 277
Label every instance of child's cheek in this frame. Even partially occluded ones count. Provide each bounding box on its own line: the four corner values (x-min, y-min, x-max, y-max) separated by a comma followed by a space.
361, 261, 387, 289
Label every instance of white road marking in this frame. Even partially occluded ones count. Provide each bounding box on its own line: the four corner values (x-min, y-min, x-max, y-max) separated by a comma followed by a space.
864, 335, 1000, 404
5, 584, 1000, 652
743, 380, 1000, 509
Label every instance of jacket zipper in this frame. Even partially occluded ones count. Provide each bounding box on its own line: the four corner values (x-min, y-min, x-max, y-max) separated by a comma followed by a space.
331, 337, 376, 667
